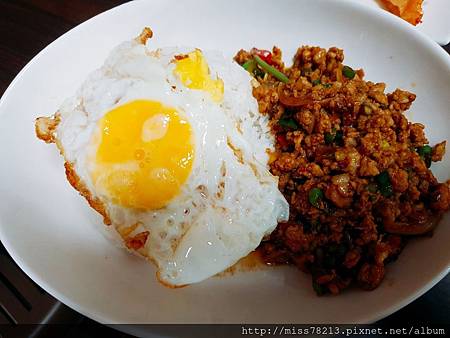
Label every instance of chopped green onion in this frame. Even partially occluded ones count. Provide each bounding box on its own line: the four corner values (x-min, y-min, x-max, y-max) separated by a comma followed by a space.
322, 83, 333, 88
242, 59, 256, 72
242, 59, 267, 80
342, 65, 356, 79
376, 171, 393, 197
312, 79, 321, 86
309, 187, 324, 208
278, 118, 298, 129
254, 55, 289, 83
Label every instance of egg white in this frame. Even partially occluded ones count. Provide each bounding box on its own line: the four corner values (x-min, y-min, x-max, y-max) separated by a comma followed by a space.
54, 36, 289, 286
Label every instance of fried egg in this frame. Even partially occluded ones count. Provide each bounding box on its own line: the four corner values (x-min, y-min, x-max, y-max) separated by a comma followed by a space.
36, 28, 288, 287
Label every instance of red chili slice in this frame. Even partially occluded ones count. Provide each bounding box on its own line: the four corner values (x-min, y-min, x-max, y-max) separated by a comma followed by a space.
276, 134, 289, 148
251, 48, 273, 65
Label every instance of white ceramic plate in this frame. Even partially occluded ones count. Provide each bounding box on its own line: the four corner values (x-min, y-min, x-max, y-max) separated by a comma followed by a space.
357, 0, 450, 45
0, 0, 449, 330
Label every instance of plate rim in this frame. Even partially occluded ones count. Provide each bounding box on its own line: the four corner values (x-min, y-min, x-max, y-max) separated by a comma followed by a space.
0, 0, 449, 326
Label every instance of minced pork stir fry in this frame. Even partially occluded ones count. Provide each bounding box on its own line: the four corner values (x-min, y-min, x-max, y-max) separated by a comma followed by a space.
234, 46, 450, 295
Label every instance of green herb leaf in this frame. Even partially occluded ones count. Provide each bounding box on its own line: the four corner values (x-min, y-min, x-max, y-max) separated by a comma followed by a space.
334, 130, 344, 146
312, 79, 321, 86
324, 132, 335, 144
376, 171, 393, 197
279, 118, 298, 129
417, 145, 432, 168
342, 65, 356, 79
309, 187, 324, 208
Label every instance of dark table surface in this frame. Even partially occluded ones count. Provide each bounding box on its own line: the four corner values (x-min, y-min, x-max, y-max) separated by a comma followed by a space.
0, 0, 449, 335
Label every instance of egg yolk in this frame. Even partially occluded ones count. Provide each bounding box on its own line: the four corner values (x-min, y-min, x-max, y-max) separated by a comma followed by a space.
92, 100, 194, 210
173, 49, 224, 102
